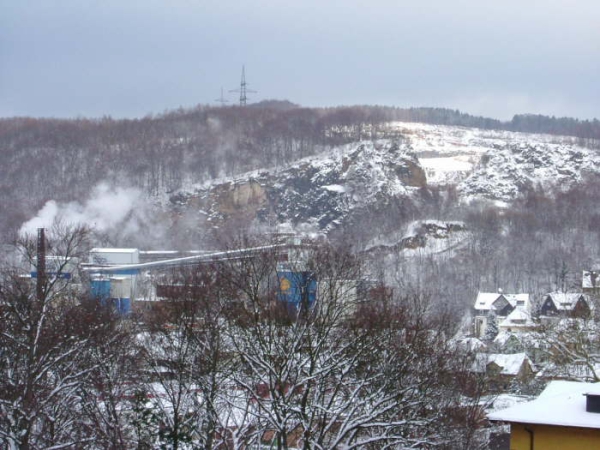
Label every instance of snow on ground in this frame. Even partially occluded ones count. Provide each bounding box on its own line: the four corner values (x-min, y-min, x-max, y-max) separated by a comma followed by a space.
485, 393, 533, 414
419, 156, 474, 185
322, 184, 347, 193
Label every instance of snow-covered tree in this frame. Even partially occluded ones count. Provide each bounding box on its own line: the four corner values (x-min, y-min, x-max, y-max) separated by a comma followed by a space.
137, 264, 237, 450
484, 311, 499, 342
218, 243, 484, 449
0, 225, 98, 449
540, 317, 600, 382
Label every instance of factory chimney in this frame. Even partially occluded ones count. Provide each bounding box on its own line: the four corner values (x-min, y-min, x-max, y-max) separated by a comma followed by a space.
37, 228, 46, 302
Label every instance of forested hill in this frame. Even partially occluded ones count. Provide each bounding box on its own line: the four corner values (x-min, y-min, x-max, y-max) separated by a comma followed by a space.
1, 103, 599, 241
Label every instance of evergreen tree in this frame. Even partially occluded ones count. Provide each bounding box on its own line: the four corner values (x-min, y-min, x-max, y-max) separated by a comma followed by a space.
484, 311, 499, 342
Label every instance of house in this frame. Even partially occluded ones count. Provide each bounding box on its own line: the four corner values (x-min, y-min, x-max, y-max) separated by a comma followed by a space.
582, 270, 600, 294
493, 331, 525, 354
488, 380, 600, 449
472, 353, 535, 391
472, 291, 530, 338
540, 292, 591, 318
499, 308, 536, 333
493, 331, 550, 365
453, 336, 487, 353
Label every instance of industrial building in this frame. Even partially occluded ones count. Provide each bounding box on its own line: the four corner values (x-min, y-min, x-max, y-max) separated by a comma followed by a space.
25, 232, 371, 319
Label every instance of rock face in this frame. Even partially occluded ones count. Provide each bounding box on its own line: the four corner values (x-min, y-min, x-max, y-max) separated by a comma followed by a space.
168, 123, 600, 240
172, 140, 426, 232
211, 181, 267, 222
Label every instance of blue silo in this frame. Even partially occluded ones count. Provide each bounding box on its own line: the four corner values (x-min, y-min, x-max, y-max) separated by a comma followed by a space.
277, 271, 317, 311
90, 278, 131, 315
91, 278, 111, 301
115, 297, 132, 315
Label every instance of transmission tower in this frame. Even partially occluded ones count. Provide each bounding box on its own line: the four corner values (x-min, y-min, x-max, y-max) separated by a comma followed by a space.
230, 65, 257, 106
215, 87, 229, 106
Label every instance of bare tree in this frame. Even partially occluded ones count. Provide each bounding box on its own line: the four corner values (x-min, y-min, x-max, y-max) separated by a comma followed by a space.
137, 264, 237, 449
0, 224, 97, 449
216, 243, 485, 449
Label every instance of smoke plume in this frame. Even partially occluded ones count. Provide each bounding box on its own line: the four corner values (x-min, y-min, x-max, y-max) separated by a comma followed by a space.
19, 183, 165, 246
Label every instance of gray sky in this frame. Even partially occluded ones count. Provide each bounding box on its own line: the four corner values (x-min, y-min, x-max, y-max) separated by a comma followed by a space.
2, 0, 599, 120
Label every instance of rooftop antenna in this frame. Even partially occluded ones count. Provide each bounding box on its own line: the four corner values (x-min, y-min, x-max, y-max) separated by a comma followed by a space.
215, 87, 229, 106
230, 65, 257, 106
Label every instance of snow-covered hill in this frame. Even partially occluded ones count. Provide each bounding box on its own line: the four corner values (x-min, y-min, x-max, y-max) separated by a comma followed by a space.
386, 122, 598, 201
459, 141, 600, 201
171, 140, 426, 232
169, 121, 599, 237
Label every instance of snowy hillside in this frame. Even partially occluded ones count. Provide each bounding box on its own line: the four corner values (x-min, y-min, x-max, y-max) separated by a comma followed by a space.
459, 141, 600, 201
173, 140, 426, 232
168, 122, 599, 237
386, 122, 598, 201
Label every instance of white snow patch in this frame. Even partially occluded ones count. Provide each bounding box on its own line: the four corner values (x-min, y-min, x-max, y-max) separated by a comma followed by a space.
322, 184, 347, 193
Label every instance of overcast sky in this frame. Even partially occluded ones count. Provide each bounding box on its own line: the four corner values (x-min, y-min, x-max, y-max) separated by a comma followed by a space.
2, 0, 599, 120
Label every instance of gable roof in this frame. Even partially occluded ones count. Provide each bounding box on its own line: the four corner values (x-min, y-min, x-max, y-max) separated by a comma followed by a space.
472, 352, 533, 376
474, 292, 529, 311
545, 292, 588, 311
499, 308, 535, 328
489, 380, 600, 429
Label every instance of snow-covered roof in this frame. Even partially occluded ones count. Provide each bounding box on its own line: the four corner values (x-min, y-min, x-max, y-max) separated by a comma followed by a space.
493, 331, 521, 347
472, 353, 533, 376
489, 380, 600, 429
474, 292, 529, 311
452, 337, 487, 352
499, 308, 535, 328
545, 292, 587, 311
90, 248, 139, 254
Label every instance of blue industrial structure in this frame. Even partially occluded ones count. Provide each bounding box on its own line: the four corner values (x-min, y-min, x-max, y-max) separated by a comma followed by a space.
277, 270, 317, 311
82, 244, 315, 317
90, 277, 132, 315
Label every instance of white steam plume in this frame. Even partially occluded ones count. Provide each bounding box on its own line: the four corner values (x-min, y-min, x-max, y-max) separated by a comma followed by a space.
20, 183, 148, 240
